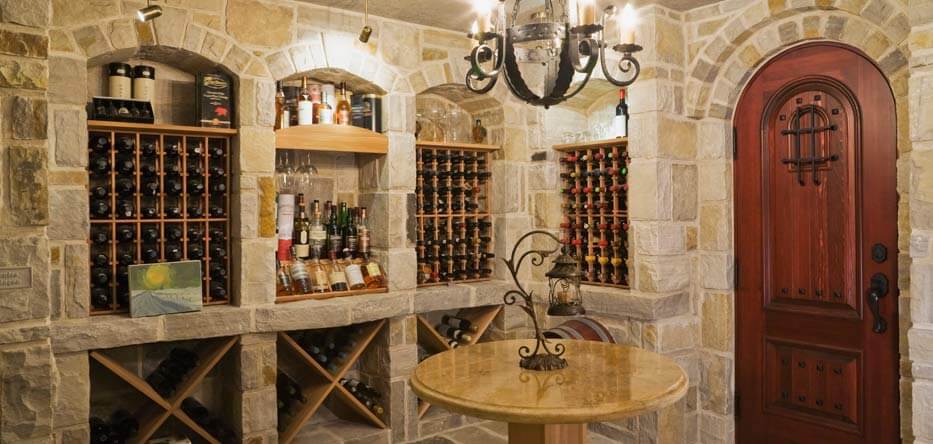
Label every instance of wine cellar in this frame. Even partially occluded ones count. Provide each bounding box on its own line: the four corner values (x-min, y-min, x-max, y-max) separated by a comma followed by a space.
554, 139, 631, 288
86, 122, 234, 314
415, 142, 497, 287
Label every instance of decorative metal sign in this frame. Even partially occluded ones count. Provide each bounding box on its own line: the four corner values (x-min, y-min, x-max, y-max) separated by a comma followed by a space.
0, 267, 32, 290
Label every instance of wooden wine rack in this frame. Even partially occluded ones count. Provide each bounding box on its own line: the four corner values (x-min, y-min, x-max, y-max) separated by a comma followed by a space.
89, 336, 239, 444
276, 320, 388, 444
86, 121, 235, 315
553, 138, 631, 288
415, 142, 498, 287
415, 305, 502, 418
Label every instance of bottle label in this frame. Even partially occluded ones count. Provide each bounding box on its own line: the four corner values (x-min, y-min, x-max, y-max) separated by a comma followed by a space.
346, 235, 358, 253
329, 271, 348, 285
329, 235, 343, 254
338, 109, 350, 125
345, 264, 365, 287
298, 101, 314, 125
313, 270, 330, 291
290, 261, 310, 281
295, 244, 310, 258
319, 108, 334, 124
359, 232, 370, 254
276, 195, 295, 241
366, 263, 382, 277
299, 231, 309, 244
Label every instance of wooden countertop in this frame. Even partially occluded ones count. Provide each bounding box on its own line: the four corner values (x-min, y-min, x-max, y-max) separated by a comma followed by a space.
410, 339, 688, 424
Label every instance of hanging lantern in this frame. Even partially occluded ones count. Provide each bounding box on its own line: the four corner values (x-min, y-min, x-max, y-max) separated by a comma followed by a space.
545, 250, 585, 316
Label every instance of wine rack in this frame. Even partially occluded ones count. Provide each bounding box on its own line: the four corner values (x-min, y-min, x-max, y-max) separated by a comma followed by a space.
415, 142, 497, 287
554, 139, 631, 288
414, 305, 502, 418
86, 121, 235, 315
89, 336, 239, 444
276, 320, 387, 444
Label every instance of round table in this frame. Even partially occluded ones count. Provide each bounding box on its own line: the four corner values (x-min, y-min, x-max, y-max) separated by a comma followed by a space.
410, 339, 688, 444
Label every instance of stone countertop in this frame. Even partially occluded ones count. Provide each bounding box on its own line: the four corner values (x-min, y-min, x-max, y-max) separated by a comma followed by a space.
410, 339, 688, 424
49, 280, 514, 353
48, 280, 685, 353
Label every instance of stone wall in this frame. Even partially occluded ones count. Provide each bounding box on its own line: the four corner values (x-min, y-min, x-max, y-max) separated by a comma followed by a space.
1, 0, 930, 442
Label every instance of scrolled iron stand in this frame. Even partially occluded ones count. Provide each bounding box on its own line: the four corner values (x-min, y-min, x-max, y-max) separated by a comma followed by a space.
502, 230, 569, 371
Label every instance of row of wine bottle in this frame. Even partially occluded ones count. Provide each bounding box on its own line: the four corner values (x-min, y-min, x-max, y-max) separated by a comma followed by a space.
90, 410, 138, 444
90, 135, 223, 158
180, 397, 237, 444
145, 348, 199, 398
434, 314, 478, 348
290, 328, 358, 374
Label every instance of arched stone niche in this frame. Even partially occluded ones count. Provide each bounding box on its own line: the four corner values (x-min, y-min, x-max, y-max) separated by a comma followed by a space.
86, 46, 239, 126
415, 83, 504, 148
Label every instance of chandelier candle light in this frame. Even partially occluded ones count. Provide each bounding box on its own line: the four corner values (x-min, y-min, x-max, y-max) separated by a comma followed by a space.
502, 230, 587, 371
466, 0, 642, 108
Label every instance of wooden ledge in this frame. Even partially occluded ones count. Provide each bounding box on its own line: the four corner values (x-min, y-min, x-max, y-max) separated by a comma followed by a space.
275, 124, 388, 154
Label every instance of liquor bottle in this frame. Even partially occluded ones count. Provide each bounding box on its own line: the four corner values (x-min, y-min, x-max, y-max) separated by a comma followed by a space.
309, 200, 327, 260
613, 88, 629, 138
91, 199, 111, 218
309, 84, 323, 124
344, 207, 359, 256
289, 247, 313, 294
336, 82, 352, 125
298, 77, 314, 126
344, 249, 366, 290
327, 203, 343, 258
328, 255, 350, 292
293, 194, 311, 260
318, 94, 334, 124
276, 260, 294, 293
361, 253, 386, 289
275, 81, 290, 130
472, 119, 487, 143
441, 314, 478, 332
308, 257, 331, 293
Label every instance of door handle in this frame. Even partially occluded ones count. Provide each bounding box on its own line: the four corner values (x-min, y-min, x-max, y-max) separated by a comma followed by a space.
867, 273, 888, 334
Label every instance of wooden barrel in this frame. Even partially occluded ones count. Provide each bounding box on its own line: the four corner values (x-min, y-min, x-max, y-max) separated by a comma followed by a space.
543, 317, 616, 343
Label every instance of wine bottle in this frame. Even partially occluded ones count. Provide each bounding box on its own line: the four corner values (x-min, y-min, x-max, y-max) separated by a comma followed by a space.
116, 225, 135, 242
209, 205, 225, 217
441, 314, 478, 332
210, 263, 227, 280
436, 324, 474, 342
142, 245, 159, 263
165, 175, 183, 195
92, 203, 119, 229
613, 88, 629, 138
166, 225, 183, 241
90, 135, 111, 151
140, 203, 158, 219
91, 287, 111, 309
277, 260, 294, 293
187, 177, 205, 195
141, 226, 159, 243
115, 199, 135, 218
115, 155, 135, 174
289, 257, 313, 294
91, 228, 110, 245
116, 137, 135, 152
116, 248, 134, 266
210, 283, 226, 299
91, 267, 111, 286
89, 155, 111, 174
187, 205, 204, 217
344, 250, 366, 290
328, 255, 350, 292
187, 244, 204, 260
164, 243, 182, 261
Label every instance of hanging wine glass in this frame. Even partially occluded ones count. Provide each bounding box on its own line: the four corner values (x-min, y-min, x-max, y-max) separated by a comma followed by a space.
275, 150, 298, 194
297, 152, 319, 196
447, 107, 466, 143
427, 105, 448, 143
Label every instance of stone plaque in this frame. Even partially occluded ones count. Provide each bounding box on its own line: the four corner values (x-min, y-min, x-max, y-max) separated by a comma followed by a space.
0, 267, 31, 290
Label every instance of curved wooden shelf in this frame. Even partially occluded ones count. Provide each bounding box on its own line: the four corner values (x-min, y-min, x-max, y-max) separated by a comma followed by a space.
275, 124, 388, 154
415, 141, 500, 151
553, 137, 628, 151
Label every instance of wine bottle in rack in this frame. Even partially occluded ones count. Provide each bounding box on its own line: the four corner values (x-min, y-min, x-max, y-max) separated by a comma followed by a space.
436, 324, 474, 342
441, 314, 478, 332
89, 154, 110, 175
164, 243, 183, 261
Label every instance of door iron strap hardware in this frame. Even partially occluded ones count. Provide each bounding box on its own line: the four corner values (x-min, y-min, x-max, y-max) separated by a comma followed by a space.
867, 273, 889, 334
781, 104, 839, 186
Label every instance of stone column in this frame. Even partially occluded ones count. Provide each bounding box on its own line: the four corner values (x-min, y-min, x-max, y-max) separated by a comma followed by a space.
0, 2, 55, 442
233, 333, 278, 442
907, 1, 933, 440
359, 315, 419, 442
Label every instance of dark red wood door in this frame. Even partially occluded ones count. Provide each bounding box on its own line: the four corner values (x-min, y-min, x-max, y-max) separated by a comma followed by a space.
734, 43, 899, 443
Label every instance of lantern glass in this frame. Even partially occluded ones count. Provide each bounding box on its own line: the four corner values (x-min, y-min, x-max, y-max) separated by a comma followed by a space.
545, 253, 586, 316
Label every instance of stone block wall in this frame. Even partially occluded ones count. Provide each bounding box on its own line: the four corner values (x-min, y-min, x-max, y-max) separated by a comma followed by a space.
0, 0, 930, 442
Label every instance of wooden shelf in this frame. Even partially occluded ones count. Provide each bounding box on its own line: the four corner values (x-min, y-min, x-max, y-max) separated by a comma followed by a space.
553, 137, 628, 151
277, 320, 388, 444
415, 305, 502, 419
88, 120, 238, 136
275, 286, 389, 304
275, 124, 388, 154
415, 141, 500, 151
89, 336, 239, 444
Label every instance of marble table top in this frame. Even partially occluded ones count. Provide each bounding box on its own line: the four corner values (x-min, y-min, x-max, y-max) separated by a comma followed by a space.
410, 339, 688, 424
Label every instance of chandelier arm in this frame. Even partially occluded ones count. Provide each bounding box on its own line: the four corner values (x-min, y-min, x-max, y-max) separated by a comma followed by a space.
569, 36, 600, 74
465, 69, 498, 94
599, 43, 641, 87
468, 36, 504, 80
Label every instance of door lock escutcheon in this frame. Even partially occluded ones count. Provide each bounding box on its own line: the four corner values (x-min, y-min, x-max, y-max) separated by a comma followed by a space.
872, 243, 888, 263
868, 273, 889, 334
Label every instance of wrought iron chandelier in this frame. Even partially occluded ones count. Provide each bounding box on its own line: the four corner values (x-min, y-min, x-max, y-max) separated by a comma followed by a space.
465, 0, 642, 108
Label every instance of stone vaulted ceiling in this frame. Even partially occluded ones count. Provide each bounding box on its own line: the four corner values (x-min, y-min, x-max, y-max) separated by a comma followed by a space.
297, 0, 720, 32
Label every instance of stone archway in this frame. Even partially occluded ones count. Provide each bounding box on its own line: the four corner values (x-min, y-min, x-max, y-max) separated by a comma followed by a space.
687, 4, 914, 442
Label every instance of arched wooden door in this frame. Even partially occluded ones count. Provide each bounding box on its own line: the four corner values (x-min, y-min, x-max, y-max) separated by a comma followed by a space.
734, 43, 899, 443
